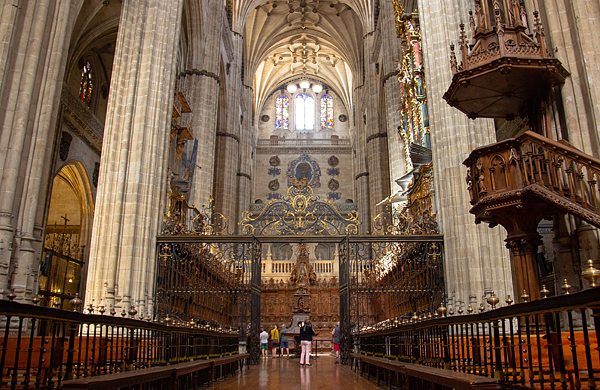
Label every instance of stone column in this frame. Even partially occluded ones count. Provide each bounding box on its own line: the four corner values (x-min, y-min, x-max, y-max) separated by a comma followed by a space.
0, 1, 82, 300
181, 1, 226, 209
86, 0, 184, 316
417, 0, 513, 308
214, 30, 243, 222
236, 83, 255, 232
377, 0, 407, 195
353, 104, 371, 233
363, 32, 391, 222
541, 0, 600, 156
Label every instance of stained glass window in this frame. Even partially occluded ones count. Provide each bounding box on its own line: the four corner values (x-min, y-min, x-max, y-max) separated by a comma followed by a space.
275, 95, 289, 129
320, 94, 333, 128
79, 62, 93, 106
295, 93, 314, 130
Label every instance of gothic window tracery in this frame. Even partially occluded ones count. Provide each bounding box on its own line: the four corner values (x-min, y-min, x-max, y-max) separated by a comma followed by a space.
295, 93, 314, 131
79, 61, 93, 106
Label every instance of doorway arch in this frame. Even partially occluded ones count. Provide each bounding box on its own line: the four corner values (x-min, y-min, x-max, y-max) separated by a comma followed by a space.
40, 162, 94, 308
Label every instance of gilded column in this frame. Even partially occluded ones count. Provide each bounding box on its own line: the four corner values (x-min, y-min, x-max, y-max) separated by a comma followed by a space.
86, 0, 184, 316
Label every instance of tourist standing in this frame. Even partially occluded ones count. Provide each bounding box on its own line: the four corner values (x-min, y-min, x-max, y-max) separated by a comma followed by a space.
332, 322, 341, 364
270, 325, 280, 358
260, 328, 269, 358
280, 323, 291, 358
299, 320, 315, 366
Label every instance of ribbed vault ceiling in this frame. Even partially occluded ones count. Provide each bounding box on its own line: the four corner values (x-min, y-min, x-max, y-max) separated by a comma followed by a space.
243, 0, 364, 116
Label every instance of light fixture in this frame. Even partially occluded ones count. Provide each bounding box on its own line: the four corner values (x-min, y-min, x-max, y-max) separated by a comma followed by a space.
312, 84, 323, 93
286, 84, 297, 93
299, 80, 310, 89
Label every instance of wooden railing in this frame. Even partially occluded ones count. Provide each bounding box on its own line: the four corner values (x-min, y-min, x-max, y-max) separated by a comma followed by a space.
357, 286, 600, 389
464, 130, 600, 228
0, 301, 241, 389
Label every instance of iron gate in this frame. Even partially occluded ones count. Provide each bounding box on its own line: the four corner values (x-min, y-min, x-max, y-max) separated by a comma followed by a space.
155, 184, 444, 365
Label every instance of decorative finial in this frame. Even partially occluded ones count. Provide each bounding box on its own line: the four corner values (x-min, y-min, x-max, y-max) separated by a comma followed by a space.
540, 285, 550, 299
129, 305, 138, 318
562, 279, 572, 294
69, 293, 83, 312
448, 307, 454, 316
505, 295, 513, 305
487, 291, 500, 310
411, 312, 418, 322
53, 297, 61, 308
99, 305, 106, 315
582, 259, 600, 287
110, 306, 116, 316
31, 294, 40, 305
457, 307, 464, 315
468, 305, 474, 314
121, 308, 127, 317
520, 290, 529, 302
479, 303, 485, 312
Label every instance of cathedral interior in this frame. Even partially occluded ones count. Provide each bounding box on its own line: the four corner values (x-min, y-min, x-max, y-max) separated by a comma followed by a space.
1, 0, 600, 388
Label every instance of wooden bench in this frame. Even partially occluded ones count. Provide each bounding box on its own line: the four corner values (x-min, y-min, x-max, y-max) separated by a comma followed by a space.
350, 353, 498, 390
62, 353, 249, 390
403, 363, 498, 390
350, 353, 405, 388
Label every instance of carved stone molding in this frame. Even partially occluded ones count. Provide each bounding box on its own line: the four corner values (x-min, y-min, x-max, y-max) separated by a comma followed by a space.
178, 69, 221, 85
60, 86, 104, 154
256, 147, 352, 155
216, 131, 240, 143
366, 132, 388, 143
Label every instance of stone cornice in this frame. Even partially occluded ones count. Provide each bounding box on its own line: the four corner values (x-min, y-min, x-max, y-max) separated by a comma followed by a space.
366, 132, 388, 143
178, 69, 221, 85
216, 131, 240, 143
256, 147, 352, 155
60, 85, 103, 154
355, 172, 369, 180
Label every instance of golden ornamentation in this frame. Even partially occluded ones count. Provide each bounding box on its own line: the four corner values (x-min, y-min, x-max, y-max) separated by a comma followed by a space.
582, 259, 600, 288
393, 0, 428, 169
239, 182, 360, 235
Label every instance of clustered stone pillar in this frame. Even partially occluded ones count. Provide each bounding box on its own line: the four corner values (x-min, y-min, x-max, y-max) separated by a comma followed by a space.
236, 83, 255, 232
417, 0, 513, 308
85, 0, 184, 317
213, 31, 244, 222
363, 32, 391, 225
380, 0, 407, 194
0, 1, 81, 301
184, 1, 226, 209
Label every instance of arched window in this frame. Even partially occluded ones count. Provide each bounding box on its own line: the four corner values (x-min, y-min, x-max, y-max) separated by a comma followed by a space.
320, 94, 333, 128
275, 95, 289, 129
295, 93, 314, 130
79, 62, 93, 106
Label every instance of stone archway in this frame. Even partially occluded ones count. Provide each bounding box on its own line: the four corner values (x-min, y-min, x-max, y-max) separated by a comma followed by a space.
40, 162, 94, 308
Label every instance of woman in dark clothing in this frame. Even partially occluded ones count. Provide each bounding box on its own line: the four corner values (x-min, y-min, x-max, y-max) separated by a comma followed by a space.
299, 320, 316, 366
